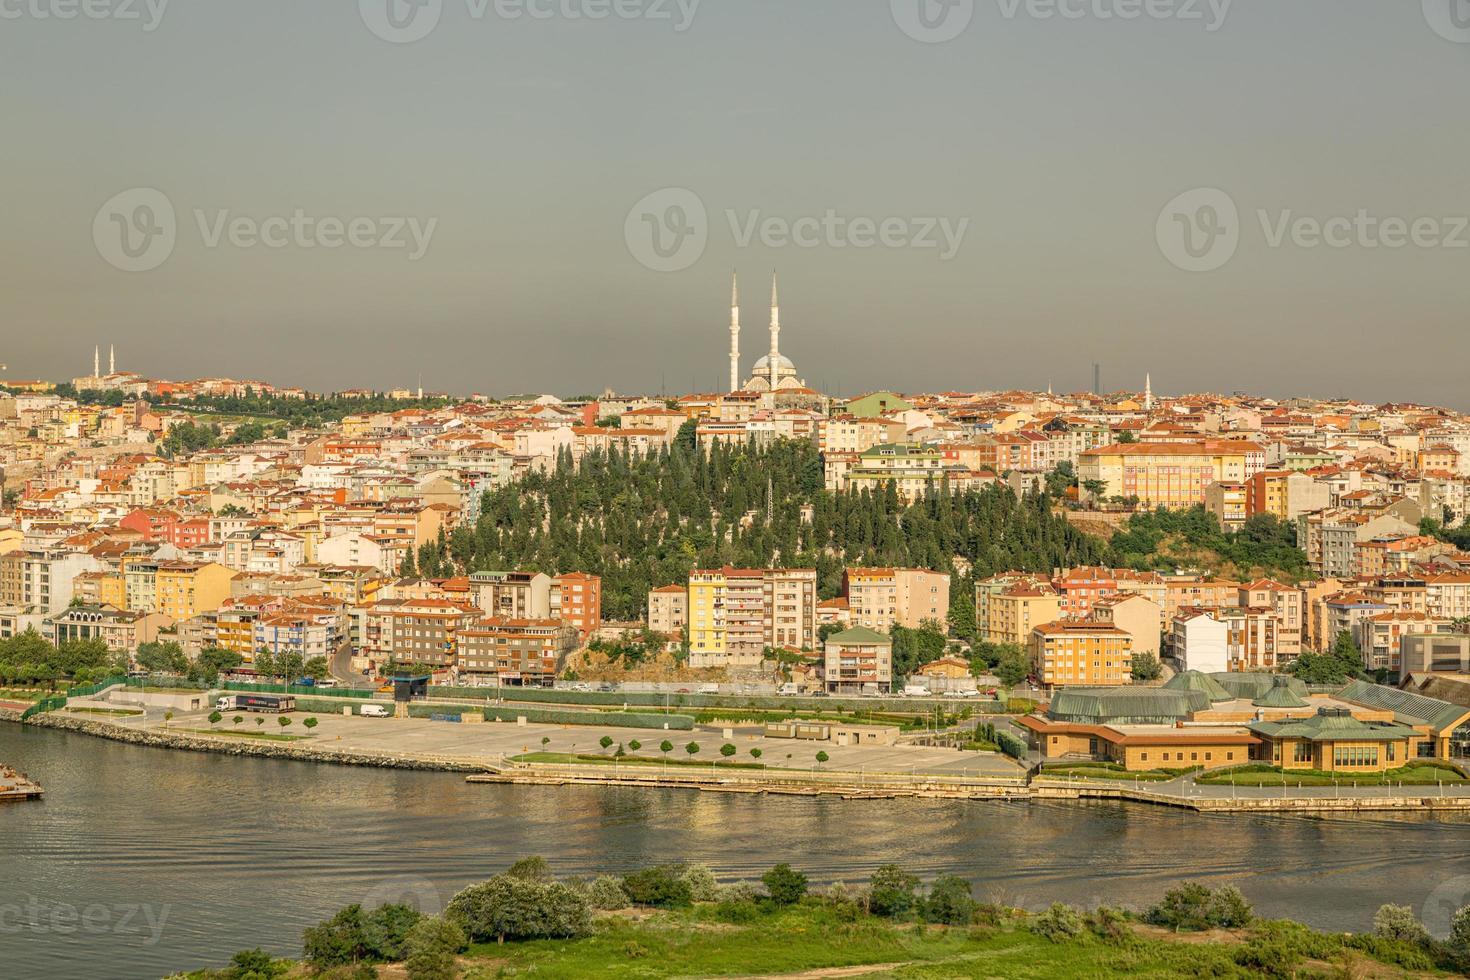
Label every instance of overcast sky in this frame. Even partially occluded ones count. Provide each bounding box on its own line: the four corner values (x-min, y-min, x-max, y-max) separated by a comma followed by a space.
3, 1, 1469, 404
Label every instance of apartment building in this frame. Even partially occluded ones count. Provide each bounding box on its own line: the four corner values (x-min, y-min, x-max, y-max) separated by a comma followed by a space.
843, 567, 950, 632
469, 571, 552, 621
687, 567, 817, 669
1091, 594, 1163, 656
647, 585, 688, 635
1030, 620, 1134, 688
1355, 611, 1447, 677
550, 572, 601, 642
985, 584, 1063, 647
1246, 468, 1331, 521
1203, 481, 1248, 531
1078, 440, 1265, 509
457, 617, 578, 687
823, 626, 893, 695
1237, 579, 1304, 657
42, 604, 169, 654
0, 550, 107, 614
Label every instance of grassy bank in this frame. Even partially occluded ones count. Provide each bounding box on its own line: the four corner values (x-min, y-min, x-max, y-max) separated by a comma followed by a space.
182, 858, 1470, 980
1198, 762, 1469, 787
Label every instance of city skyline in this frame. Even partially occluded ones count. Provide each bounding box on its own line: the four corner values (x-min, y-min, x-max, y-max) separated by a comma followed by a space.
3, 2, 1469, 404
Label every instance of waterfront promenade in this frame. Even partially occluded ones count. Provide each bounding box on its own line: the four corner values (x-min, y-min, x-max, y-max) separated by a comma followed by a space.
18, 698, 1470, 812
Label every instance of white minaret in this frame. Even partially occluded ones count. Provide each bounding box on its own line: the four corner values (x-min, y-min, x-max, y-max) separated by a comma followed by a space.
93, 345, 99, 379
109, 344, 115, 375
1145, 373, 1153, 411
728, 271, 740, 393
768, 271, 781, 392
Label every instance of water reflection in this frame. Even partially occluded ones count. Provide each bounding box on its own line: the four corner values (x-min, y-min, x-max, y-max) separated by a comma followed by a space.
3, 724, 1469, 980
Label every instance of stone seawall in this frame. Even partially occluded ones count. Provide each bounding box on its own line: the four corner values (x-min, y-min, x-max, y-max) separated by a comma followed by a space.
18, 714, 486, 773
0, 707, 22, 723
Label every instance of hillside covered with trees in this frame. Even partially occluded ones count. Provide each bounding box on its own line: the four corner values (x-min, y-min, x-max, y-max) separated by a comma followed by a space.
411, 435, 1108, 622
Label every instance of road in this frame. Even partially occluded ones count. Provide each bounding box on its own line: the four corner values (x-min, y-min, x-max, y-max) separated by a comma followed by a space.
328, 641, 372, 690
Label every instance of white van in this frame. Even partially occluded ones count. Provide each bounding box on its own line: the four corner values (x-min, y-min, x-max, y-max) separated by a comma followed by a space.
697, 683, 719, 695
360, 704, 391, 718
777, 683, 801, 697
902, 685, 931, 698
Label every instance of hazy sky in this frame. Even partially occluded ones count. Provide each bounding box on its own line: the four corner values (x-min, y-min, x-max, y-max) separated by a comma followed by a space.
3, 1, 1469, 404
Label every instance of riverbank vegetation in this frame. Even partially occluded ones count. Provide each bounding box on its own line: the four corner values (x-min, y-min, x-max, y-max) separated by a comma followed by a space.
1197, 760, 1470, 787
181, 859, 1470, 979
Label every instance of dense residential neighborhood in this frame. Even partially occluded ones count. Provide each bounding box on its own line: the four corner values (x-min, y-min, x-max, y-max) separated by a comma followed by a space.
7, 353, 1470, 718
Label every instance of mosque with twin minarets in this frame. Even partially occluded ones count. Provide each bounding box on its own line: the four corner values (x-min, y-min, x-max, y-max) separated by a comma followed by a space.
728, 271, 807, 394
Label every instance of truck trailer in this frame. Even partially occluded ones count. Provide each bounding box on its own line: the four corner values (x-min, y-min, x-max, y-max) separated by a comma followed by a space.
216, 694, 296, 714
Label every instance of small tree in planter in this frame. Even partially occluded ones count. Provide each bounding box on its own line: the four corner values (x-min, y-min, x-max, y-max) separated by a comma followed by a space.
208, 711, 223, 728
303, 717, 318, 732
720, 743, 737, 764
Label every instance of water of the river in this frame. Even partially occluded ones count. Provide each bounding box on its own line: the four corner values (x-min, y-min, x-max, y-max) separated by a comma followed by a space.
3, 724, 1470, 979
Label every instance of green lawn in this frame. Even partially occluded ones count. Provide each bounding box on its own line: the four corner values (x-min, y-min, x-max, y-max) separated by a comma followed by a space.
65, 707, 143, 717
1197, 763, 1469, 787
1036, 763, 1187, 783
458, 905, 1433, 980
177, 727, 310, 742
512, 752, 766, 770
0, 689, 52, 703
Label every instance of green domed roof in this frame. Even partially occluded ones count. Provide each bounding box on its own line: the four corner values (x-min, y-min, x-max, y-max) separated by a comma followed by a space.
1163, 670, 1232, 703
1253, 682, 1308, 708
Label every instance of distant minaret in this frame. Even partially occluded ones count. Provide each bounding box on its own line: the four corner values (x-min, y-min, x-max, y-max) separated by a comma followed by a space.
93, 345, 99, 379
1145, 373, 1153, 411
729, 271, 740, 393
768, 271, 781, 392
109, 344, 115, 375
417, 373, 423, 399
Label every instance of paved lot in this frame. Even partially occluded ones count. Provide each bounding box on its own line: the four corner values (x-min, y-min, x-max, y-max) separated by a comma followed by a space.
105, 702, 1025, 778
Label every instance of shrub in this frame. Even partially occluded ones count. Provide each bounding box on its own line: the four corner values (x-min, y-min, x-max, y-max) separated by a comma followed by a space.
1373, 904, 1431, 946
713, 899, 763, 923
716, 881, 762, 904
586, 875, 631, 910
362, 903, 423, 961
1088, 905, 1132, 943
506, 856, 552, 881
923, 875, 977, 926
446, 875, 591, 944
622, 865, 693, 908
1209, 886, 1255, 928
1145, 883, 1253, 932
761, 864, 809, 906
670, 863, 715, 902
403, 915, 465, 980
1030, 903, 1086, 943
1452, 905, 1470, 950
1233, 936, 1304, 979
224, 949, 287, 979
303, 904, 368, 966
868, 864, 921, 919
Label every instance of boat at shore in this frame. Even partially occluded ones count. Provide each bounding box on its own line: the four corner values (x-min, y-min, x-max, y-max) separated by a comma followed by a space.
0, 762, 43, 801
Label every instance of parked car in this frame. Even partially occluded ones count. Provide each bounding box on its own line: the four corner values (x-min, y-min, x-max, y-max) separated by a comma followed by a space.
697, 683, 719, 695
